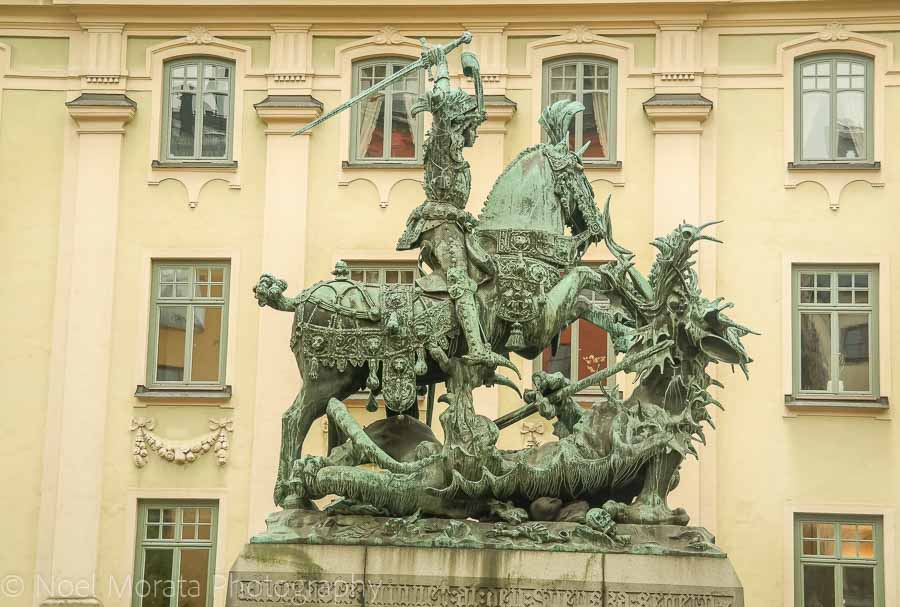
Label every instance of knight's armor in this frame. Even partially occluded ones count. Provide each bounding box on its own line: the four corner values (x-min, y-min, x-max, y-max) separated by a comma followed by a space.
396, 45, 496, 364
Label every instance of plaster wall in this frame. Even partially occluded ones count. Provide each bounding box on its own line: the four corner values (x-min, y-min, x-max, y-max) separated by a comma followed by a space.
0, 89, 66, 607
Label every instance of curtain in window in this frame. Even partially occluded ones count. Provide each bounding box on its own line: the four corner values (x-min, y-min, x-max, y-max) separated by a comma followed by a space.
592, 91, 609, 158
357, 93, 385, 158
391, 91, 418, 158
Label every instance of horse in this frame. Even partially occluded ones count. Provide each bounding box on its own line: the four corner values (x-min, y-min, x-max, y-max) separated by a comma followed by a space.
254, 101, 628, 508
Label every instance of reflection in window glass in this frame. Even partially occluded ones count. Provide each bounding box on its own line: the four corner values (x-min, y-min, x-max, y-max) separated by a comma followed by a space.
353, 59, 421, 162
545, 58, 615, 160
800, 313, 831, 391
797, 56, 871, 162
796, 516, 882, 607
794, 267, 877, 397
136, 503, 217, 607
150, 263, 229, 386
165, 59, 233, 161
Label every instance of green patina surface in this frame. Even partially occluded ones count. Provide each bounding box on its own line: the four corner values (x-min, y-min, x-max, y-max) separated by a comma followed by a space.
254, 33, 754, 542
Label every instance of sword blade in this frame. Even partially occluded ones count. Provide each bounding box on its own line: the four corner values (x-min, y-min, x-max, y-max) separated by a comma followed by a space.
292, 31, 473, 136
293, 60, 423, 136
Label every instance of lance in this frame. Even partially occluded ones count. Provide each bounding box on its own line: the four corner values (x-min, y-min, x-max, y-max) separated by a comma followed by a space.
293, 31, 473, 136
492, 339, 673, 431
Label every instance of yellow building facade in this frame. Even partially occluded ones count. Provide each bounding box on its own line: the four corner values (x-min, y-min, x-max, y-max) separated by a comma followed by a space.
1, 1, 898, 606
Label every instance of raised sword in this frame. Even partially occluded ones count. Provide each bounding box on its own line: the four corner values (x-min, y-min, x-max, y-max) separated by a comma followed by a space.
292, 31, 473, 136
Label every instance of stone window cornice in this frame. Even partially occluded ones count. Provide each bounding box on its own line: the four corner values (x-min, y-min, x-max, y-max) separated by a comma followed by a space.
779, 25, 893, 211
141, 30, 253, 208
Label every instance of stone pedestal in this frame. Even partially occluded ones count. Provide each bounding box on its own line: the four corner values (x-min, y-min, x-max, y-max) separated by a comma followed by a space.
226, 512, 744, 606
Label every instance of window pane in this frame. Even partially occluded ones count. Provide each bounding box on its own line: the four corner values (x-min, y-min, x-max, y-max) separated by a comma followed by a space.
201, 63, 230, 158
157, 307, 188, 382
581, 91, 609, 159
169, 64, 198, 158
357, 93, 386, 158
803, 564, 835, 607
577, 319, 609, 380
800, 313, 832, 391
177, 548, 210, 607
541, 324, 572, 380
198, 508, 212, 524
191, 307, 223, 382
843, 567, 875, 607
839, 313, 870, 392
390, 91, 416, 158
802, 91, 831, 160
836, 90, 866, 160
140, 548, 174, 607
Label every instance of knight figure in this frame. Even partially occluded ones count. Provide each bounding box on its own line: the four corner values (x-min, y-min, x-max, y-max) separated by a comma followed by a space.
396, 42, 502, 368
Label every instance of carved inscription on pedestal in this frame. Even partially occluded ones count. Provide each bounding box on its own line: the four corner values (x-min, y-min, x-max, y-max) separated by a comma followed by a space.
228, 574, 739, 607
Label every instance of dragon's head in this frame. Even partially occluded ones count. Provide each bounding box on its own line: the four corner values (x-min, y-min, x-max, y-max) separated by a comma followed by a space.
626, 222, 754, 397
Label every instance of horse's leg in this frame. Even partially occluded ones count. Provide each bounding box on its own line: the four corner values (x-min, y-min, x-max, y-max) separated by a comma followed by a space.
537, 266, 625, 347
275, 379, 333, 508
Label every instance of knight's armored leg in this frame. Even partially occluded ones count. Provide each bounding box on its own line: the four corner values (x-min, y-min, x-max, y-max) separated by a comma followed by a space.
446, 266, 492, 364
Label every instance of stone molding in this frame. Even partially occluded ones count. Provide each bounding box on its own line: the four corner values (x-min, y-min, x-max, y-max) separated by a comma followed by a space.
643, 93, 712, 134
479, 95, 517, 134
65, 93, 136, 133
255, 94, 324, 134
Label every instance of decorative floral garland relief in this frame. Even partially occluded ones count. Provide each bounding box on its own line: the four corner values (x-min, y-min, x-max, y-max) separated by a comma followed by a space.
130, 417, 233, 467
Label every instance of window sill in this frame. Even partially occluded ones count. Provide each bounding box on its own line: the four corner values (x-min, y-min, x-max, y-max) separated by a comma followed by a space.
341, 161, 423, 170
787, 161, 881, 171
784, 394, 888, 410
135, 384, 232, 403
151, 160, 238, 171
583, 160, 623, 170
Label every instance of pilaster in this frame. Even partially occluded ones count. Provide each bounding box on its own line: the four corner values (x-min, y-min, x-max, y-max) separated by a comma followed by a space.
36, 94, 134, 607
469, 96, 516, 421
247, 95, 322, 535
643, 94, 711, 235
644, 92, 715, 532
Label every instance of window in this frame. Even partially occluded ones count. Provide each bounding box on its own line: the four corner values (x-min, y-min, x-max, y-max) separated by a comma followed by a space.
163, 57, 234, 162
347, 263, 417, 285
543, 56, 617, 162
134, 501, 217, 607
795, 53, 873, 163
538, 288, 614, 393
351, 57, 423, 164
794, 514, 884, 607
148, 262, 230, 387
792, 266, 878, 399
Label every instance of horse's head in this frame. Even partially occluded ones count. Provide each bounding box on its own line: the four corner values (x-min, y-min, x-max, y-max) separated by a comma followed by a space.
477, 100, 605, 251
